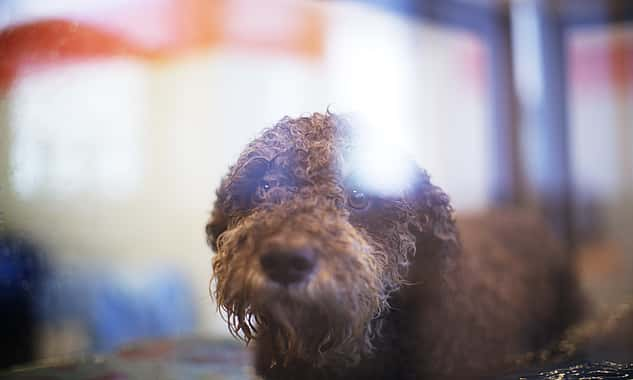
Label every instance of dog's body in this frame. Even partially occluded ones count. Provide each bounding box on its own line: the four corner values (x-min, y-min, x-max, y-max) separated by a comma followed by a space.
206, 113, 583, 379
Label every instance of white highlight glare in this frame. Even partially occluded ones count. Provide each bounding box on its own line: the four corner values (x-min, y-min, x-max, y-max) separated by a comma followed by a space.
350, 124, 416, 196
326, 4, 419, 196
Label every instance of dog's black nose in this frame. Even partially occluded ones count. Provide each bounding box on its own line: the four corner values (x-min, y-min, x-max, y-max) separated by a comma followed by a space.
260, 248, 316, 285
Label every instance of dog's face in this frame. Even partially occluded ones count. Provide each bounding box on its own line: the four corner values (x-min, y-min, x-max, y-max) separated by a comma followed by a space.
206, 113, 456, 368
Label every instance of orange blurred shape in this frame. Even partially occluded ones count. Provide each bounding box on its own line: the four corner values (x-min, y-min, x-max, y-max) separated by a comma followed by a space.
0, 0, 324, 90
217, 0, 323, 59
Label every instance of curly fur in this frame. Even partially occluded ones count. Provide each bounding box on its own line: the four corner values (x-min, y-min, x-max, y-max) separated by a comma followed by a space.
206, 112, 583, 379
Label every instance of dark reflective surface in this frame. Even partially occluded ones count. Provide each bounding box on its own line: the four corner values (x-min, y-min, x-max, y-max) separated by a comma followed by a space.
503, 361, 633, 380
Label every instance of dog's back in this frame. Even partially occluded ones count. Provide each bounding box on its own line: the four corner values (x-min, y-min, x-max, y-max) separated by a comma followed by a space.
408, 209, 584, 376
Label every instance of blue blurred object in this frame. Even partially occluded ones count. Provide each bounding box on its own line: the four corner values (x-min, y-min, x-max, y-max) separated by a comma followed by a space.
40, 266, 197, 353
88, 271, 197, 353
0, 234, 47, 368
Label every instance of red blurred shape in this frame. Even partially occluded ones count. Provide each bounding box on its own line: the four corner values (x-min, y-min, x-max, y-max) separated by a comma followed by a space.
0, 19, 147, 89
0, 0, 324, 91
570, 36, 633, 91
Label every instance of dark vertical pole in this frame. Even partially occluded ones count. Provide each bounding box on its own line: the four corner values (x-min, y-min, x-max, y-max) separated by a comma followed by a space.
487, 5, 523, 207
608, 21, 633, 267
534, 1, 575, 250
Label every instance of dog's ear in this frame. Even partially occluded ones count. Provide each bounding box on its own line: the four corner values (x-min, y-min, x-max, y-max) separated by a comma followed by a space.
206, 189, 228, 252
407, 168, 460, 254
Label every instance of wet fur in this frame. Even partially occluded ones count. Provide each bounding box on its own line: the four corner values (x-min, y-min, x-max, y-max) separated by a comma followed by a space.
206, 112, 583, 379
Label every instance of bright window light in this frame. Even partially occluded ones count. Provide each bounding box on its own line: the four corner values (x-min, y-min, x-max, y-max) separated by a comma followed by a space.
8, 60, 146, 199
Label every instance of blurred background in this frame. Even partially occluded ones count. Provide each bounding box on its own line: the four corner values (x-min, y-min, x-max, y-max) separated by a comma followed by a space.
0, 0, 632, 369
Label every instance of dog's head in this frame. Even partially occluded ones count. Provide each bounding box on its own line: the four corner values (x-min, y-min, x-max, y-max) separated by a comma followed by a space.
206, 112, 458, 368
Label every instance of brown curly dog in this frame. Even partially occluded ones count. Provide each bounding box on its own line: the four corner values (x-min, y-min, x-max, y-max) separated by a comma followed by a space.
206, 112, 584, 379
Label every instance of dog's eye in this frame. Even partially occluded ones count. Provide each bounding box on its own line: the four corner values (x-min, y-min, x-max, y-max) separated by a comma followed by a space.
252, 180, 273, 203
348, 189, 369, 209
